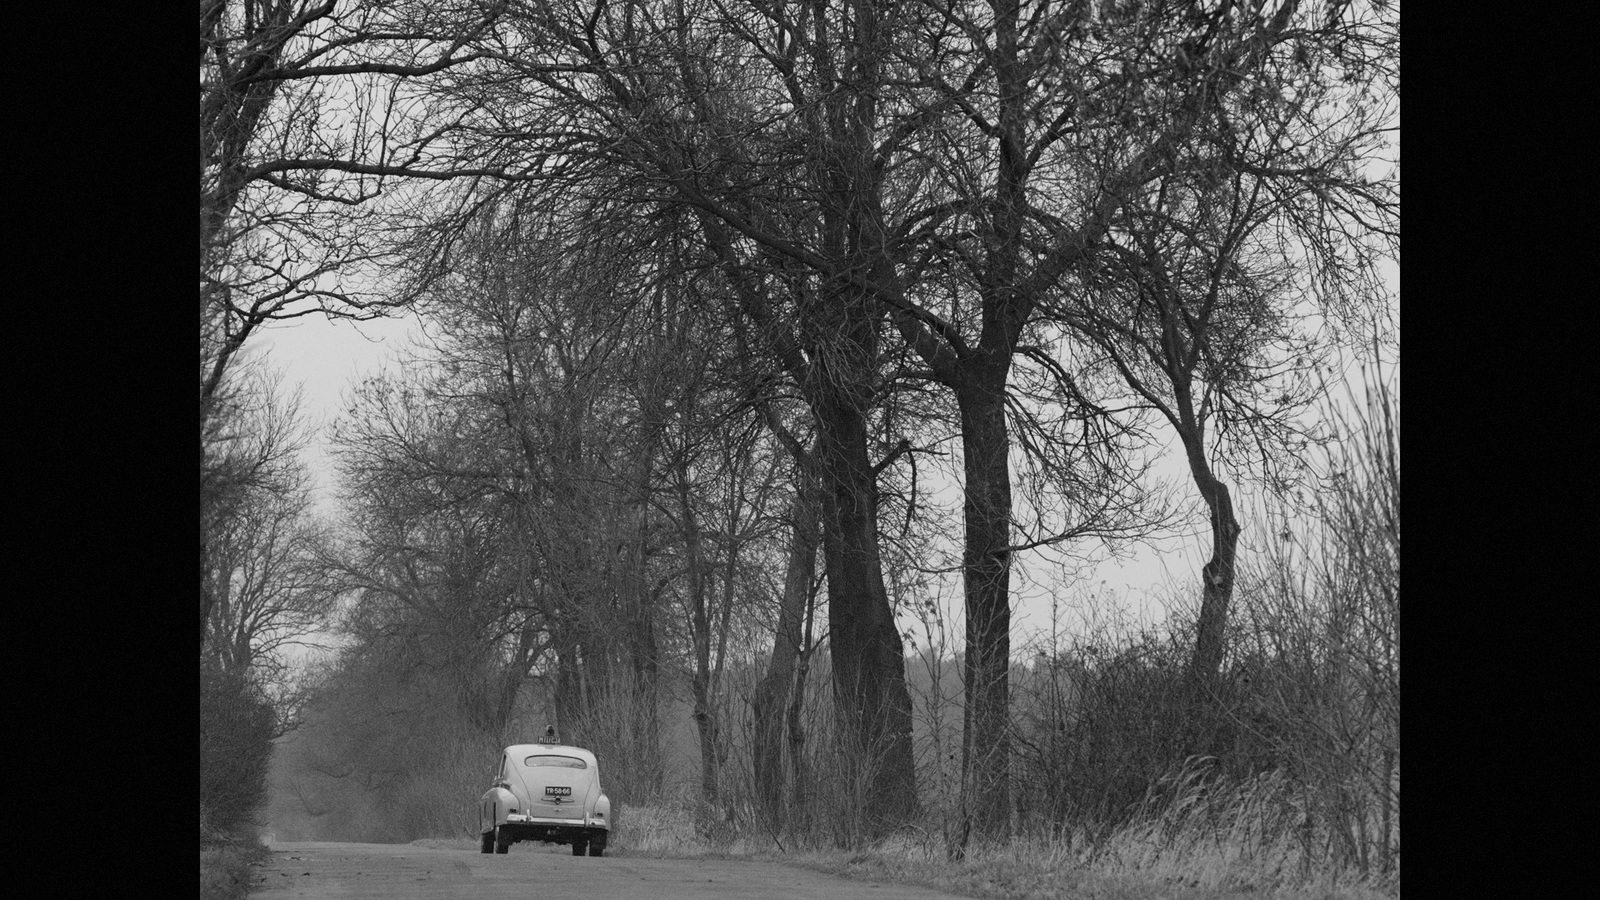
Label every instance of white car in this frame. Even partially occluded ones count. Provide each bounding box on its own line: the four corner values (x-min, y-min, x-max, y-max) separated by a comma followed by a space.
478, 742, 612, 856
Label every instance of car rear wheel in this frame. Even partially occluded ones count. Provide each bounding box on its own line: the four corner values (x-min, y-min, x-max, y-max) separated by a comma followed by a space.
480, 830, 494, 853
494, 826, 511, 854
571, 841, 587, 856
587, 843, 604, 857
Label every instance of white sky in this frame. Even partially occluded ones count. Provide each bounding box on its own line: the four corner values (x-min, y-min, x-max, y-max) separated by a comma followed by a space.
256, 312, 421, 503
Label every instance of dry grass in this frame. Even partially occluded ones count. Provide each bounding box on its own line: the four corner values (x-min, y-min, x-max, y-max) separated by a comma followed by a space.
608, 800, 1397, 900
611, 803, 712, 856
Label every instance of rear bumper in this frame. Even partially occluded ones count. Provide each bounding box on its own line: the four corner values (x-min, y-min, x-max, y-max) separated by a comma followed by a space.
497, 819, 608, 847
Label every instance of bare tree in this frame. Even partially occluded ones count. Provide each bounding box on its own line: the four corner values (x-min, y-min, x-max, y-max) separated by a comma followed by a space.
245, 0, 1396, 850
751, 420, 825, 835
326, 350, 556, 743
202, 360, 341, 739
200, 0, 506, 415
1045, 0, 1398, 694
400, 0, 928, 828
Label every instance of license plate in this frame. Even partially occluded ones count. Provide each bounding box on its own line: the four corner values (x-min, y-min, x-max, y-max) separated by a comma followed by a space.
544, 786, 572, 797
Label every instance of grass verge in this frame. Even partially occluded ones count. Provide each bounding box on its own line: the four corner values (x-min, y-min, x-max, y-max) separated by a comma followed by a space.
606, 804, 1396, 900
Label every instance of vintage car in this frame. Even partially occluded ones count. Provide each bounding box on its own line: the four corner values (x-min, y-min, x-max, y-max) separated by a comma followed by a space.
478, 741, 612, 856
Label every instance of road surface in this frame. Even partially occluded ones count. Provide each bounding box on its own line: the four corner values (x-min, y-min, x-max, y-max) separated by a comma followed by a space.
250, 841, 972, 899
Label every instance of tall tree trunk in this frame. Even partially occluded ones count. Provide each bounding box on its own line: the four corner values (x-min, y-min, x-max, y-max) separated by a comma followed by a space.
754, 463, 821, 833
950, 0, 1033, 813
681, 475, 721, 814
624, 421, 664, 795
813, 388, 918, 831
956, 363, 1014, 842
624, 529, 662, 794
939, 0, 1033, 843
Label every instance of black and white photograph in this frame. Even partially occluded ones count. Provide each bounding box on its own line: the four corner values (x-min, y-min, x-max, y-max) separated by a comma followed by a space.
200, 1, 1398, 897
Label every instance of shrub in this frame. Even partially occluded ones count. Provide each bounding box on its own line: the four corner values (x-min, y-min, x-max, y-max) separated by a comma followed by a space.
200, 661, 276, 840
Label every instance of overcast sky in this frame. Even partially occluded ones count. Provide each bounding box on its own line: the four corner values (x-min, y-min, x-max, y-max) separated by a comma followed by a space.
256, 309, 1285, 650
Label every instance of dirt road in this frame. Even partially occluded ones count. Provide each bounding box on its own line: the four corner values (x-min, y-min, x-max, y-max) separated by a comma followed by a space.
250, 841, 971, 899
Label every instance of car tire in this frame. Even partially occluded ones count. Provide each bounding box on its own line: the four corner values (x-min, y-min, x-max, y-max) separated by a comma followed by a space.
587, 843, 604, 857
571, 841, 587, 857
494, 826, 511, 854
480, 830, 494, 854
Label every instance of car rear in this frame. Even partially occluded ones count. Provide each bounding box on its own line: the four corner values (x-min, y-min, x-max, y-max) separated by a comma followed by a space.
500, 748, 610, 854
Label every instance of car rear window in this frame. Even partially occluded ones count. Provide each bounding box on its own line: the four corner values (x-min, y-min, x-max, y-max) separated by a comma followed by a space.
523, 754, 587, 769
